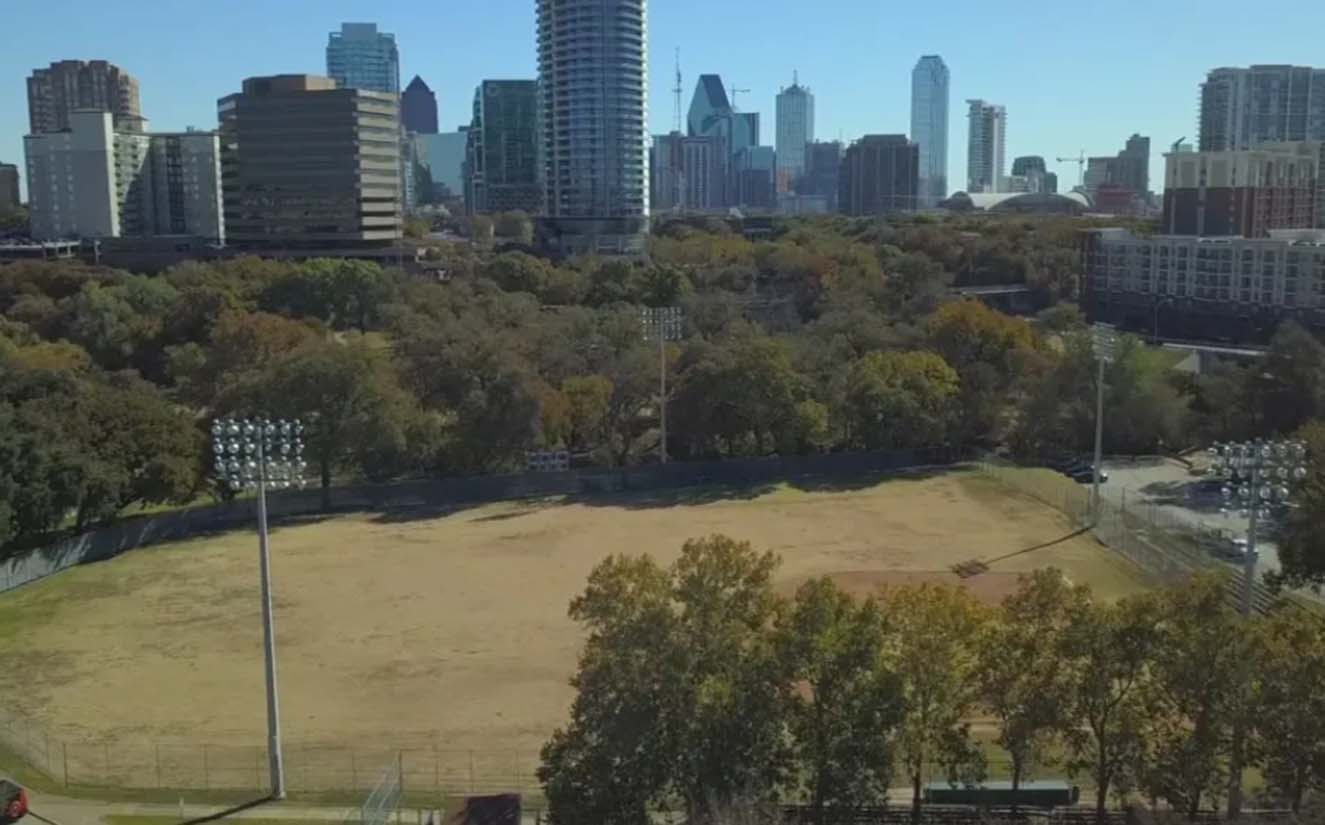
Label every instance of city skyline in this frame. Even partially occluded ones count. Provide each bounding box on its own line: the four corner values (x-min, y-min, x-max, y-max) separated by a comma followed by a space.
3, 0, 1325, 201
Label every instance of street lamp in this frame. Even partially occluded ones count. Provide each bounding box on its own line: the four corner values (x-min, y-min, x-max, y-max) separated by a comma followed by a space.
1090, 325, 1118, 522
211, 416, 307, 800
1207, 438, 1308, 818
641, 307, 684, 464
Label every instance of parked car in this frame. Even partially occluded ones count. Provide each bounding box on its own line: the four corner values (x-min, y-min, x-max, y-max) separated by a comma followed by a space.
0, 780, 27, 824
1047, 457, 1109, 484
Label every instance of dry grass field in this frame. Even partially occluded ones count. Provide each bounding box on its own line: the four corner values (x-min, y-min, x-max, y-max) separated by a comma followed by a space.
0, 470, 1147, 761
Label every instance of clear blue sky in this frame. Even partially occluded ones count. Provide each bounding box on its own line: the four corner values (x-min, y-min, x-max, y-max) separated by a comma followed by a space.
4, 0, 1325, 200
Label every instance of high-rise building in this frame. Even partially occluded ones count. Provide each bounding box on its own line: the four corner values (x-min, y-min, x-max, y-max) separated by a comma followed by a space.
326, 23, 400, 94
839, 134, 919, 215
413, 130, 468, 202
1083, 134, 1151, 203
734, 145, 777, 209
910, 56, 949, 207
27, 60, 143, 134
465, 80, 544, 214
801, 140, 842, 211
1199, 65, 1325, 152
651, 132, 725, 212
966, 100, 1006, 193
401, 76, 439, 134
1009, 156, 1049, 194
0, 164, 18, 211
688, 73, 760, 205
145, 130, 224, 242
24, 110, 221, 242
1044, 172, 1059, 194
1162, 142, 1321, 237
775, 74, 814, 194
537, 0, 649, 255
217, 75, 400, 248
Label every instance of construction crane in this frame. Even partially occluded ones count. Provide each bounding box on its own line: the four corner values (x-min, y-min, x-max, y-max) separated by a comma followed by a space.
1056, 151, 1086, 187
729, 86, 751, 109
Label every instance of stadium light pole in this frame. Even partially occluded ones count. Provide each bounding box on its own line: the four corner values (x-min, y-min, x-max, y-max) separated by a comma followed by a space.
1090, 324, 1118, 523
641, 307, 684, 464
1208, 438, 1308, 819
211, 417, 307, 801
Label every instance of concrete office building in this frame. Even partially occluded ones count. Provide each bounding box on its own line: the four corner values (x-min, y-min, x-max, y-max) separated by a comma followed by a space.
326, 23, 400, 94
1009, 155, 1049, 194
966, 99, 1006, 193
537, 0, 649, 255
839, 134, 919, 216
27, 60, 143, 135
1162, 142, 1321, 238
465, 80, 543, 214
402, 75, 438, 134
910, 55, 949, 207
651, 132, 725, 212
217, 75, 401, 248
1082, 227, 1325, 340
1200, 65, 1325, 152
775, 74, 814, 194
413, 130, 467, 202
0, 164, 18, 211
800, 140, 842, 211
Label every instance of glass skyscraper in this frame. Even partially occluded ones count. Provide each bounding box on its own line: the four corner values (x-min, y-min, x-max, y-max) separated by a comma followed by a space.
775, 74, 815, 194
909, 56, 949, 207
326, 23, 400, 95
537, 0, 649, 254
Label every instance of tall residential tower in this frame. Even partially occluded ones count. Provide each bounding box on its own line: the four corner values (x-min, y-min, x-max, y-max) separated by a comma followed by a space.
536, 0, 649, 255
326, 23, 400, 94
910, 56, 949, 207
966, 99, 1006, 193
27, 60, 143, 134
1200, 65, 1325, 151
775, 74, 814, 194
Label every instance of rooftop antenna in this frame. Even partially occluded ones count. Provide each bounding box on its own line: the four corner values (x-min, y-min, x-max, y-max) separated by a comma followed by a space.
673, 48, 683, 134
793, 69, 799, 87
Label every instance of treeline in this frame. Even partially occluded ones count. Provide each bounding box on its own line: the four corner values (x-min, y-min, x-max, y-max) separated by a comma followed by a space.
539, 536, 1325, 825
3, 216, 1325, 555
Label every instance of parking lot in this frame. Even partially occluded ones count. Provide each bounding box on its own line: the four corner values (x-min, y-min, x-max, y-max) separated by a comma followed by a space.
1097, 457, 1281, 575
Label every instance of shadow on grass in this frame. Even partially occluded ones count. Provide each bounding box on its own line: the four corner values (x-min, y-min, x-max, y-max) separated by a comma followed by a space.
182, 797, 273, 824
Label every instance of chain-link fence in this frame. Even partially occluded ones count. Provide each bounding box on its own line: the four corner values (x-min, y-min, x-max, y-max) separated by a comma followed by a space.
0, 704, 541, 797
358, 754, 402, 825
975, 459, 1302, 614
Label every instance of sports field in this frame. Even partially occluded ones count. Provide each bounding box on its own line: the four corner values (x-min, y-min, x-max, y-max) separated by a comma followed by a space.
0, 470, 1146, 760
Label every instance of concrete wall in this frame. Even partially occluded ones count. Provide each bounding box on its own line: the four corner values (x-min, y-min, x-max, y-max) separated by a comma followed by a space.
0, 447, 968, 595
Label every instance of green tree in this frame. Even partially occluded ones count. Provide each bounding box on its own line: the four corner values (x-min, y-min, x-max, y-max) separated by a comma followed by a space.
1275, 420, 1325, 587
1249, 609, 1325, 813
539, 536, 790, 825
1253, 321, 1325, 435
1062, 591, 1162, 824
1140, 576, 1247, 818
563, 375, 614, 454
981, 569, 1086, 797
226, 337, 424, 505
883, 583, 989, 822
776, 578, 902, 823
840, 351, 960, 450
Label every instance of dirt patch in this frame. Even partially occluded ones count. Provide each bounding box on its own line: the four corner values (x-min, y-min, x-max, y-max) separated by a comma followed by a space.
780, 569, 1025, 605
0, 470, 1148, 761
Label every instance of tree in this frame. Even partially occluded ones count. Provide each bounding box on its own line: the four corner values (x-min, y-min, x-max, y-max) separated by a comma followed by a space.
925, 299, 1036, 384
226, 337, 424, 505
539, 536, 790, 825
981, 570, 1086, 798
1253, 321, 1325, 435
883, 583, 989, 822
777, 578, 902, 823
1275, 420, 1325, 587
1062, 591, 1162, 824
839, 351, 959, 450
1249, 609, 1325, 813
1139, 576, 1247, 818
563, 375, 614, 454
